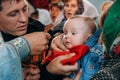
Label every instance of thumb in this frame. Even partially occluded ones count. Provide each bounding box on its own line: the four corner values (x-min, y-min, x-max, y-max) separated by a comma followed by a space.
46, 33, 51, 40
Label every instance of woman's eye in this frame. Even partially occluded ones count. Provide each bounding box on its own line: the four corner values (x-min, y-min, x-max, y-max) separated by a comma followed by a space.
71, 4, 76, 8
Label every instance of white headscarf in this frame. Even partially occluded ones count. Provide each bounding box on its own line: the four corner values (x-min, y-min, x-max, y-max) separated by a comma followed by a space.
37, 8, 52, 25
82, 0, 99, 19
53, 10, 64, 26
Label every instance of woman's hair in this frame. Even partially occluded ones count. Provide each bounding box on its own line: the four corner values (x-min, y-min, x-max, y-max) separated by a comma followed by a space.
0, 0, 20, 11
50, 2, 64, 11
63, 0, 84, 15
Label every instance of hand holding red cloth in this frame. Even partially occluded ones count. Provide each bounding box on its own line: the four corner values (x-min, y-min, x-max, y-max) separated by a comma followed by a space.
43, 45, 89, 65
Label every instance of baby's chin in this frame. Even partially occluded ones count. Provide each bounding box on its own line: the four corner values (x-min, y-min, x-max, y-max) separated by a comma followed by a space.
65, 44, 73, 49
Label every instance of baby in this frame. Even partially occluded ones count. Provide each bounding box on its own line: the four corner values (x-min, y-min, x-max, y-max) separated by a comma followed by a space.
44, 15, 97, 63
44, 15, 102, 80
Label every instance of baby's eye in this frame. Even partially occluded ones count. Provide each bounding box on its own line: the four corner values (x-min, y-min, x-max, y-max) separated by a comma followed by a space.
72, 32, 76, 35
64, 32, 67, 35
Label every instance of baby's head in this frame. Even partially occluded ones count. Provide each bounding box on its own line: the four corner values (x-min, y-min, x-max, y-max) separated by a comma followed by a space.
63, 15, 98, 49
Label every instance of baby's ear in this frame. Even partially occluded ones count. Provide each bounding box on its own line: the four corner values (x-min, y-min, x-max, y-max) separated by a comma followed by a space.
88, 33, 92, 38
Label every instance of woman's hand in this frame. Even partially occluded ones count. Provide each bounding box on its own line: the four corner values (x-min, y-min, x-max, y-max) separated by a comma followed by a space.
46, 53, 78, 76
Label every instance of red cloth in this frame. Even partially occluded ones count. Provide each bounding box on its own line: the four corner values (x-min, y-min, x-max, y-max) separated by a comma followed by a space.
44, 45, 89, 65
114, 45, 120, 55
32, 55, 39, 63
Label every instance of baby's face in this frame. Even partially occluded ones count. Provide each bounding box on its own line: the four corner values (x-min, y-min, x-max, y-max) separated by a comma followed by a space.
63, 19, 91, 49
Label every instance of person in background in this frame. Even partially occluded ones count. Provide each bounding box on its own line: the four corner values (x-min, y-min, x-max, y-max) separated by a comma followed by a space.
30, 8, 52, 27
37, 8, 52, 26
90, 0, 120, 79
36, 8, 55, 33
50, 2, 64, 26
49, 0, 63, 8
43, 2, 64, 33
30, 9, 39, 21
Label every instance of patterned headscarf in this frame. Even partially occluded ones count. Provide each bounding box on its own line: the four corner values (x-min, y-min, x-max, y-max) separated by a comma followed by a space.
103, 0, 120, 51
